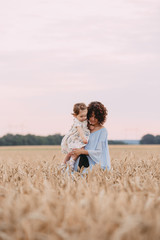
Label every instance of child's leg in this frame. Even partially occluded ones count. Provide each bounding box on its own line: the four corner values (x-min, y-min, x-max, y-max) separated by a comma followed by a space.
63, 152, 72, 164
69, 157, 75, 170
69, 147, 85, 170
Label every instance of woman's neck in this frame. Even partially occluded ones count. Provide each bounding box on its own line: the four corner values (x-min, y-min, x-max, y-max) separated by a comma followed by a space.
90, 124, 104, 133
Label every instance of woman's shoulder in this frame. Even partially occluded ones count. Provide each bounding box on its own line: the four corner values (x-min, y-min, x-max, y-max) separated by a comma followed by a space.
89, 127, 108, 144
99, 127, 108, 139
99, 127, 108, 136
101, 127, 108, 133
98, 127, 108, 142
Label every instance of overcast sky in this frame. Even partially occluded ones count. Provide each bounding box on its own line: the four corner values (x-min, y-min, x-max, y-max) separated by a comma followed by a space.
0, 0, 160, 139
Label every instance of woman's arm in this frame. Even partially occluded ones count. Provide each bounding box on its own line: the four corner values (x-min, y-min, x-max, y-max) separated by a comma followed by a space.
71, 148, 89, 159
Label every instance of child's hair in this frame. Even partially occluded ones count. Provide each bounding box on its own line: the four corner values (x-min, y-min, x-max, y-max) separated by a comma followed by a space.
72, 103, 87, 115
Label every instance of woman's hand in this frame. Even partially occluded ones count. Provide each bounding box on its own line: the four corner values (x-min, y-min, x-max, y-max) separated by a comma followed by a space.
71, 148, 89, 159
71, 148, 83, 158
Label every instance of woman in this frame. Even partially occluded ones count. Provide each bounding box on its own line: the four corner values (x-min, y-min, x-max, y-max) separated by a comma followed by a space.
72, 101, 111, 171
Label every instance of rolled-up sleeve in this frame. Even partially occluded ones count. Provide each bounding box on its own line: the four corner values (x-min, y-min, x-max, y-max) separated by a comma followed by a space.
88, 140, 110, 170
87, 141, 103, 164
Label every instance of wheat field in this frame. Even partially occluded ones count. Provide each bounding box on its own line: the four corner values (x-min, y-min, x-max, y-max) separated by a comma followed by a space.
0, 145, 160, 240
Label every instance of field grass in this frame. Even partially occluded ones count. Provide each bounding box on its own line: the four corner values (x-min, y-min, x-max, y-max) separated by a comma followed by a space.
0, 145, 160, 240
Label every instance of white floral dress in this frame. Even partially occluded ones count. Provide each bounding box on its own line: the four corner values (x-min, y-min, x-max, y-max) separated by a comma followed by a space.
61, 118, 90, 154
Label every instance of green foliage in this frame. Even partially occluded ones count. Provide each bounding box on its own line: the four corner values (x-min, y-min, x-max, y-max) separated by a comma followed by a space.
3, 133, 159, 146
140, 134, 160, 144
0, 134, 64, 146
0, 134, 127, 146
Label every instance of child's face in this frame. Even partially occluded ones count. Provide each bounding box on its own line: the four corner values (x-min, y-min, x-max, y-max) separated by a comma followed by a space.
76, 109, 88, 122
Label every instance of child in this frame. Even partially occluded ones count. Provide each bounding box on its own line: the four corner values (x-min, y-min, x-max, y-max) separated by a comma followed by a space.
61, 103, 90, 170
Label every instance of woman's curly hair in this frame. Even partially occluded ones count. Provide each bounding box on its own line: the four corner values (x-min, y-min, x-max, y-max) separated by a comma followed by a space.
87, 101, 108, 125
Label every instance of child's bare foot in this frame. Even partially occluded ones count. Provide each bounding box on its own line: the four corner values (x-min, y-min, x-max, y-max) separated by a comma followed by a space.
63, 152, 72, 164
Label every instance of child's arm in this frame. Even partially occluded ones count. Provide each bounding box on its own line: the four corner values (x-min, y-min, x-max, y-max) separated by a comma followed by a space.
77, 126, 88, 144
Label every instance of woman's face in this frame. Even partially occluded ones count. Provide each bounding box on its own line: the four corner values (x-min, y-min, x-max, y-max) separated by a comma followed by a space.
89, 112, 99, 126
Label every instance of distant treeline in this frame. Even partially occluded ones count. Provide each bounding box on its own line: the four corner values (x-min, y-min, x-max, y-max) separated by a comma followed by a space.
0, 134, 63, 146
0, 134, 126, 146
1, 133, 159, 146
140, 134, 160, 144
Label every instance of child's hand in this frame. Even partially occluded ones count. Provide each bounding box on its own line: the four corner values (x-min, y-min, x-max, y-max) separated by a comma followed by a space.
82, 138, 88, 144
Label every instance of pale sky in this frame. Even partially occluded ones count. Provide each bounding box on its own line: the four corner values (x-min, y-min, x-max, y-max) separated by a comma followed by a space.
0, 0, 160, 140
